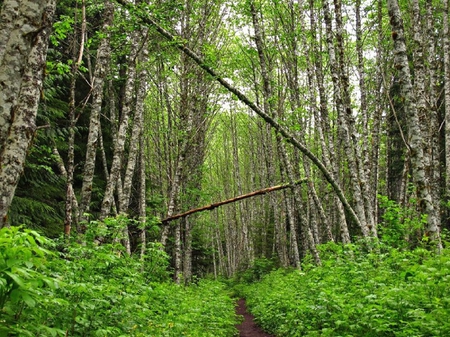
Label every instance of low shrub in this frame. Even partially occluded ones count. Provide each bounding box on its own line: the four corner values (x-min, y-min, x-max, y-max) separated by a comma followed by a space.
240, 243, 450, 336
0, 223, 239, 336
0, 226, 63, 336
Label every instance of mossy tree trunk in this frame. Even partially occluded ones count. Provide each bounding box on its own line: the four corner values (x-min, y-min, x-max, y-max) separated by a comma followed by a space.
387, 0, 442, 248
0, 0, 56, 228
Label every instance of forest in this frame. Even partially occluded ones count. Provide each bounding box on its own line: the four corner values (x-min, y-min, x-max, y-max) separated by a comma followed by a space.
1, 0, 450, 335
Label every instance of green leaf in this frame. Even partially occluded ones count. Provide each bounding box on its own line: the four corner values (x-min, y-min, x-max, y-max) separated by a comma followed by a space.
21, 291, 36, 307
6, 259, 20, 268
4, 271, 26, 288
10, 288, 22, 303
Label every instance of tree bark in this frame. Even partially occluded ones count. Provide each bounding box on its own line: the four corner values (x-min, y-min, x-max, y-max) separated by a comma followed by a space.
100, 30, 140, 219
324, 0, 371, 237
78, 0, 114, 222
52, 147, 79, 223
387, 0, 442, 248
424, 0, 441, 235
412, 0, 441, 243
0, 0, 56, 227
355, 0, 377, 234
445, 0, 450, 211
64, 0, 87, 236
139, 131, 147, 260
308, 0, 350, 243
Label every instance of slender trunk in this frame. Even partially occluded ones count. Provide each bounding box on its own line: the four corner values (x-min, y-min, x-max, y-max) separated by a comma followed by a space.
173, 220, 182, 284
79, 1, 114, 222
324, 0, 370, 237
139, 131, 147, 259
445, 0, 450, 209
119, 30, 148, 216
387, 0, 441, 249
369, 0, 384, 224
100, 31, 140, 219
182, 217, 192, 284
119, 64, 146, 211
65, 81, 76, 236
309, 0, 350, 243
52, 147, 79, 220
412, 0, 441, 243
355, 0, 376, 235
65, 1, 86, 236
424, 0, 441, 233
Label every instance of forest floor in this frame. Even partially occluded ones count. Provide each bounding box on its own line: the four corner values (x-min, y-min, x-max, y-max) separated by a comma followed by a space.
235, 298, 275, 337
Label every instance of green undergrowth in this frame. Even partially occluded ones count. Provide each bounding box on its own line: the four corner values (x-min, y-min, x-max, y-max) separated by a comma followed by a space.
237, 242, 450, 337
0, 225, 238, 336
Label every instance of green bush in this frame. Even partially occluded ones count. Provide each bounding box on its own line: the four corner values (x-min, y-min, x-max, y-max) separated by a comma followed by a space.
240, 243, 450, 336
0, 226, 62, 336
234, 257, 277, 284
0, 223, 239, 336
377, 195, 425, 249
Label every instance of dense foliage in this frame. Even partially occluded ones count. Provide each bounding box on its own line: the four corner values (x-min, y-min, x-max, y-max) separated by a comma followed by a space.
3, 0, 449, 280
0, 225, 239, 336
238, 242, 450, 336
2, 0, 450, 334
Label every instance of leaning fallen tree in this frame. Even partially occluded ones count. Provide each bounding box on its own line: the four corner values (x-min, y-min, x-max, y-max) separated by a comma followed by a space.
162, 180, 307, 224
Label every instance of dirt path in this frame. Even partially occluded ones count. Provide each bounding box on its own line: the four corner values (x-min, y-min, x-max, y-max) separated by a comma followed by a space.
235, 298, 275, 337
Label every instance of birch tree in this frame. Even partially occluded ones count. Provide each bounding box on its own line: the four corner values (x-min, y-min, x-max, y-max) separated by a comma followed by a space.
444, 0, 450, 214
64, 0, 87, 236
308, 0, 350, 243
78, 0, 114, 223
99, 29, 141, 219
387, 0, 441, 247
322, 0, 372, 237
0, 0, 56, 228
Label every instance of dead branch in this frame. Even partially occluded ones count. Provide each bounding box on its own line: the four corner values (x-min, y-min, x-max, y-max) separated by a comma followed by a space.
162, 179, 307, 224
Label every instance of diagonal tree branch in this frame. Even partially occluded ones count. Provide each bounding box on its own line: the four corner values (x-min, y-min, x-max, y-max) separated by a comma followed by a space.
114, 0, 364, 233
162, 180, 307, 224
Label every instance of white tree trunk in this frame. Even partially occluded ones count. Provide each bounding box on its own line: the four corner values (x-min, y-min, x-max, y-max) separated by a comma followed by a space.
308, 0, 350, 243
0, 0, 56, 227
412, 0, 442, 245
424, 0, 441, 235
323, 0, 371, 237
79, 0, 114, 222
100, 31, 140, 219
387, 0, 441, 248
444, 0, 450, 210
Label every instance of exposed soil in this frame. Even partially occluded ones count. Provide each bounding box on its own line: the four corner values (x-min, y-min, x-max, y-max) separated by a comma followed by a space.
235, 298, 275, 337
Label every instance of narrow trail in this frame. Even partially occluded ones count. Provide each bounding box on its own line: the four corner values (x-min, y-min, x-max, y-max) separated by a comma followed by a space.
235, 298, 275, 337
